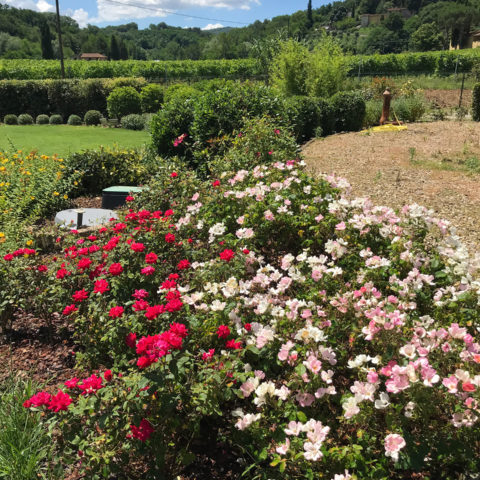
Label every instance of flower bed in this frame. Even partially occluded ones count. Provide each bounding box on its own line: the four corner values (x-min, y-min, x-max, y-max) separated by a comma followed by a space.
2, 124, 480, 479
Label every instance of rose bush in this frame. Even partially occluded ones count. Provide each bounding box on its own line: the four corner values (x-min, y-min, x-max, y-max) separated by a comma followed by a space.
4, 122, 480, 479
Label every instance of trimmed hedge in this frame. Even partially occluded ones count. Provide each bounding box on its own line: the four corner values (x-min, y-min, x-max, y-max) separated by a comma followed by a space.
3, 114, 18, 125
107, 86, 142, 119
36, 114, 49, 125
121, 114, 145, 131
473, 83, 480, 122
67, 114, 82, 126
330, 91, 366, 132
151, 81, 366, 163
49, 114, 63, 125
18, 113, 33, 125
84, 110, 102, 126
0, 77, 148, 119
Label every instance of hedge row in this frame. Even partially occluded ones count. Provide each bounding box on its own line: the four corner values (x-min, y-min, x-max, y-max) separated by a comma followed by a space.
0, 49, 479, 81
0, 58, 263, 81
347, 49, 480, 76
0, 78, 150, 118
150, 81, 365, 168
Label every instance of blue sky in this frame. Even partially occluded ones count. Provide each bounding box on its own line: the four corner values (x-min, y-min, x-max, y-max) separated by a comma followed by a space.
5, 0, 315, 30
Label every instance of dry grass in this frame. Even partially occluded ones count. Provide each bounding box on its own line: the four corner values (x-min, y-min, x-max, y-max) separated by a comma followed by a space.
302, 121, 480, 251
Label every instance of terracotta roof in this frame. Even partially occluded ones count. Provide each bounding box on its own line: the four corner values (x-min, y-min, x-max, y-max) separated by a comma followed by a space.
80, 53, 107, 58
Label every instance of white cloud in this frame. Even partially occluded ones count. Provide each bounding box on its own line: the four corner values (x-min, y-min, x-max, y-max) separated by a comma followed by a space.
36, 0, 54, 12
70, 8, 92, 28
5, 0, 261, 26
202, 23, 224, 30
92, 0, 259, 24
3, 0, 53, 12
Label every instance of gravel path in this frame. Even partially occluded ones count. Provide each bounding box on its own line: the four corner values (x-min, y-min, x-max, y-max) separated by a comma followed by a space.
302, 121, 480, 251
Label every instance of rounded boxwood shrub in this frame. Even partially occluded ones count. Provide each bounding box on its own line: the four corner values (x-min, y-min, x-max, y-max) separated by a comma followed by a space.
49, 114, 63, 125
3, 114, 18, 125
121, 114, 145, 131
36, 114, 49, 125
330, 91, 366, 132
84, 110, 102, 126
140, 83, 164, 113
107, 86, 141, 119
67, 114, 82, 126
18, 113, 34, 125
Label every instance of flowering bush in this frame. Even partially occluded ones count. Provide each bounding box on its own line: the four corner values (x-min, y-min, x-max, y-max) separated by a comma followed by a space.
5, 123, 480, 478
0, 150, 80, 251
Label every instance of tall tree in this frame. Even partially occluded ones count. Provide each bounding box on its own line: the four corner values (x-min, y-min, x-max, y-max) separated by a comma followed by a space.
307, 0, 314, 29
40, 20, 54, 59
110, 34, 120, 60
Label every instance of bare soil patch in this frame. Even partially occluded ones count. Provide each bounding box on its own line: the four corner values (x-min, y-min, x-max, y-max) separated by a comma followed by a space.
302, 121, 480, 251
423, 89, 471, 109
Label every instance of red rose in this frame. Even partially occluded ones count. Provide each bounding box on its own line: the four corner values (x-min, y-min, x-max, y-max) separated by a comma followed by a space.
219, 249, 235, 262
109, 263, 123, 276
217, 325, 230, 339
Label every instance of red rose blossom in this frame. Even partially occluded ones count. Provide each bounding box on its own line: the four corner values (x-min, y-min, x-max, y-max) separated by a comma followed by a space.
109, 263, 123, 276
219, 249, 235, 262
109, 306, 124, 318
217, 325, 231, 339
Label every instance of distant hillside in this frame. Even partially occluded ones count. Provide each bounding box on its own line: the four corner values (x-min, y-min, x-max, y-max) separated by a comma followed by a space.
0, 0, 479, 61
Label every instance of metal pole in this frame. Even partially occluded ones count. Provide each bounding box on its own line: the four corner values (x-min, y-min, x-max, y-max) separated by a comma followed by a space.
458, 72, 466, 109
55, 0, 65, 79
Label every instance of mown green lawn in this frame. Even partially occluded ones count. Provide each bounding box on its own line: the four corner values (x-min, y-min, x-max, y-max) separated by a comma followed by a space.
0, 125, 150, 157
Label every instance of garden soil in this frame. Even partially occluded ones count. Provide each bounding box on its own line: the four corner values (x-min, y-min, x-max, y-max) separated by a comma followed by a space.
303, 121, 480, 252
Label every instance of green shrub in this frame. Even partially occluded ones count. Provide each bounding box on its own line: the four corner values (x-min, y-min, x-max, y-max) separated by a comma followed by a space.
107, 86, 141, 119
67, 114, 82, 126
35, 114, 49, 125
364, 99, 382, 127
150, 90, 200, 158
282, 96, 334, 141
305, 35, 348, 98
64, 147, 152, 195
392, 94, 426, 123
84, 110, 102, 126
49, 114, 63, 125
47, 79, 80, 120
163, 83, 199, 104
3, 114, 18, 125
473, 83, 480, 122
330, 91, 366, 132
210, 116, 298, 174
103, 77, 147, 94
270, 36, 347, 98
270, 39, 309, 96
121, 113, 145, 130
17, 114, 33, 125
190, 81, 284, 147
140, 83, 164, 113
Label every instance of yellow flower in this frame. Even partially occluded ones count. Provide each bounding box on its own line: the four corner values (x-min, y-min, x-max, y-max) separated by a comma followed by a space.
53, 191, 60, 196
0, 232, 4, 238
63, 194, 68, 199
26, 239, 33, 246
298, 230, 304, 237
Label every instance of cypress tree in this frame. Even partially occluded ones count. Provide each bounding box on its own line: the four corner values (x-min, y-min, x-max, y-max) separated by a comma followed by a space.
110, 35, 120, 60
307, 0, 314, 29
40, 20, 54, 59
